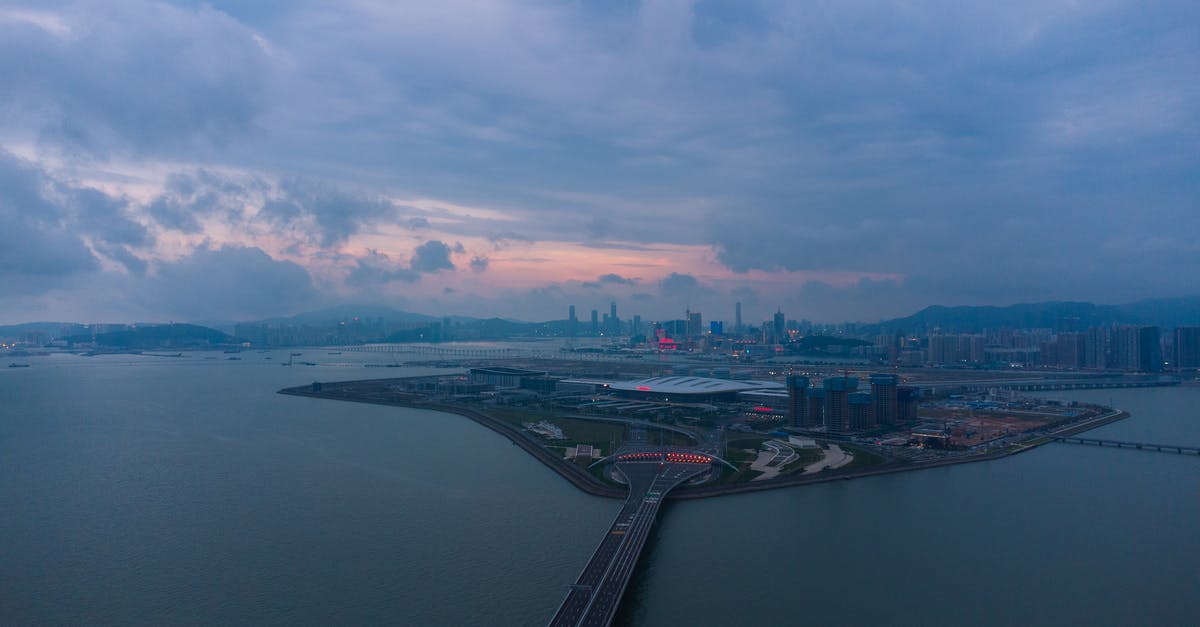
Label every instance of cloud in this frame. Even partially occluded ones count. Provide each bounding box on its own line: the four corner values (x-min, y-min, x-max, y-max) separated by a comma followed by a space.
0, 148, 155, 294
347, 249, 419, 286
145, 170, 263, 233
1, 1, 1198, 323
142, 245, 317, 320
659, 272, 701, 296
0, 1, 269, 156
259, 179, 398, 247
581, 273, 638, 288
469, 256, 489, 272
409, 240, 456, 273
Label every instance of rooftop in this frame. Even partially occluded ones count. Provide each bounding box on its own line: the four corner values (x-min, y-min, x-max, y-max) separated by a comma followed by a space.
610, 376, 784, 395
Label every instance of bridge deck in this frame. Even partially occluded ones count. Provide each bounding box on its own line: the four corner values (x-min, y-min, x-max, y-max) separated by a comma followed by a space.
1051, 436, 1200, 455
548, 460, 708, 627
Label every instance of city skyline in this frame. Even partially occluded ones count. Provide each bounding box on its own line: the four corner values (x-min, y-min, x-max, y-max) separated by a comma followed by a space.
2, 1, 1198, 325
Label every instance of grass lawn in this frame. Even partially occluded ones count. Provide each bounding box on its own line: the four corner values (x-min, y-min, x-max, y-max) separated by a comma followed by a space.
840, 444, 887, 468
779, 446, 826, 474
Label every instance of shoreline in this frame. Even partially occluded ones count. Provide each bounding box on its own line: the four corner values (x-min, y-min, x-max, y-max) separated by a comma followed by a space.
278, 382, 1129, 501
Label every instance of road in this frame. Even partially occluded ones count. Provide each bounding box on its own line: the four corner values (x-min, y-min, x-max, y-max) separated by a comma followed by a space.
549, 459, 707, 627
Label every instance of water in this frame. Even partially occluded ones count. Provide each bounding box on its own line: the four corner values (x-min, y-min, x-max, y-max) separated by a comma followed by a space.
630, 387, 1200, 626
0, 353, 611, 625
2, 355, 1197, 625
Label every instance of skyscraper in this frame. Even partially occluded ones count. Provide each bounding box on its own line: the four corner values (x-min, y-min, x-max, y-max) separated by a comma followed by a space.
870, 374, 899, 425
590, 309, 599, 336
1084, 326, 1110, 369
823, 376, 858, 433
568, 305, 577, 337
772, 310, 786, 343
848, 392, 874, 430
686, 310, 702, 337
1138, 326, 1163, 372
787, 375, 809, 427
609, 302, 618, 335
1175, 327, 1200, 368
735, 301, 743, 333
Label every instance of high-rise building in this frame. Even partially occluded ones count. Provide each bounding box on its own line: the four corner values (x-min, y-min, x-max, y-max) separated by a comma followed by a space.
631, 315, 642, 337
686, 310, 703, 337
823, 376, 858, 433
870, 374, 899, 425
1084, 326, 1110, 369
1175, 327, 1200, 368
897, 387, 920, 422
807, 387, 825, 428
1139, 326, 1163, 372
928, 334, 954, 365
1114, 325, 1162, 371
772, 310, 786, 343
735, 302, 743, 333
848, 392, 874, 430
786, 376, 809, 427
609, 302, 619, 335
1054, 333, 1085, 368
590, 309, 599, 336
568, 305, 577, 337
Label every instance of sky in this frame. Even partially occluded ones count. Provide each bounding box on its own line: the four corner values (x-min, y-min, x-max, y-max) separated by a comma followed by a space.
1, 0, 1197, 325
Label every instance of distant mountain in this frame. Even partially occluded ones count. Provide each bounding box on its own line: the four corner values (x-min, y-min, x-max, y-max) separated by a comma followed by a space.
63, 323, 236, 348
0, 322, 91, 339
870, 296, 1200, 334
248, 304, 440, 327
1112, 297, 1200, 329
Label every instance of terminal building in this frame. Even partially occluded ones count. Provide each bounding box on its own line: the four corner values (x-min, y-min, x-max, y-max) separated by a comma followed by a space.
469, 367, 549, 388
608, 376, 784, 403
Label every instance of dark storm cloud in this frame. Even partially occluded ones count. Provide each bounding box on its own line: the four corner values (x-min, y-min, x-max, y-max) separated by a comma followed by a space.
469, 256, 489, 272
409, 240, 456, 273
143, 245, 317, 320
0, 1, 269, 156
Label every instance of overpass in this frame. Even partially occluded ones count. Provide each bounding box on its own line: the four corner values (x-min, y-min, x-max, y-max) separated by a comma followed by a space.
548, 450, 716, 627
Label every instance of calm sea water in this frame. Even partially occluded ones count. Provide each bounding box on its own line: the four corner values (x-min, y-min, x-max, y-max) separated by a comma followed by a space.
2, 353, 1197, 625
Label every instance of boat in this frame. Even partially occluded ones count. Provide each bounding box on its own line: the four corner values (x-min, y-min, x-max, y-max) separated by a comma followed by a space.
8, 363, 30, 368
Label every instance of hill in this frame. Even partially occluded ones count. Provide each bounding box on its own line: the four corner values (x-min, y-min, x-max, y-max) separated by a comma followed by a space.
870, 296, 1200, 334
63, 323, 237, 348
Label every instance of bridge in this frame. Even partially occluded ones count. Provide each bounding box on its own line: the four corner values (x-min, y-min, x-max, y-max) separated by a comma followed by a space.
915, 375, 1180, 393
548, 450, 718, 627
1051, 436, 1200, 455
332, 343, 522, 358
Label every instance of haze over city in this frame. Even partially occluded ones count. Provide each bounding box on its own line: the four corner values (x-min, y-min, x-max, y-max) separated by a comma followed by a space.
2, 1, 1197, 325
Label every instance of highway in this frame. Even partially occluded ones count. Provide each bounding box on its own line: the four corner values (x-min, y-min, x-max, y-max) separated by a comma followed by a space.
549, 456, 709, 627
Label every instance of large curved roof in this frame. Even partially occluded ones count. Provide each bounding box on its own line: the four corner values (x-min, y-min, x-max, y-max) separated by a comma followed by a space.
609, 376, 784, 395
